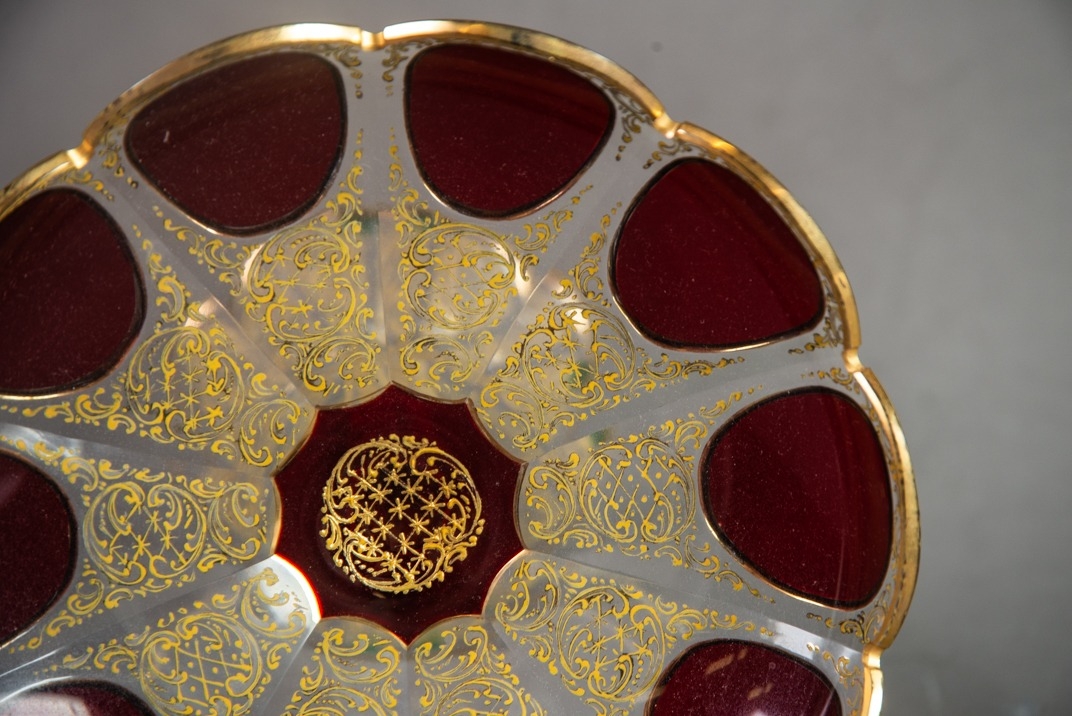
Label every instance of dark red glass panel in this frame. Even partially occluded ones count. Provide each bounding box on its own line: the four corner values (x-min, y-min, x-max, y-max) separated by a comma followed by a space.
0, 681, 154, 716
127, 52, 345, 233
0, 453, 74, 645
650, 640, 841, 716
0, 189, 143, 394
702, 390, 892, 606
405, 43, 613, 216
274, 385, 524, 642
613, 159, 823, 348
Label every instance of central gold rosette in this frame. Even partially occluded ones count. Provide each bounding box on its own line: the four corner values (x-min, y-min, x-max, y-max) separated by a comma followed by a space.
321, 434, 484, 593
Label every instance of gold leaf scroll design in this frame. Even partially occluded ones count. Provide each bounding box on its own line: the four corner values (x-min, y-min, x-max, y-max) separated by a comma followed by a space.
804, 366, 899, 646
50, 566, 307, 716
414, 623, 547, 716
315, 43, 364, 98
390, 141, 584, 393
382, 39, 435, 97
151, 205, 251, 292
572, 69, 652, 162
62, 125, 139, 202
154, 137, 380, 398
479, 209, 735, 452
321, 435, 483, 593
283, 627, 402, 716
245, 143, 379, 397
788, 242, 843, 354
495, 558, 757, 716
806, 644, 865, 716
806, 584, 890, 648
525, 391, 770, 600
0, 440, 268, 655
8, 241, 305, 467
641, 138, 696, 171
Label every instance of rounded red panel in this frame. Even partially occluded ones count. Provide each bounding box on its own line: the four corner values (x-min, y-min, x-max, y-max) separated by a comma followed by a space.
0, 453, 74, 645
613, 159, 823, 348
127, 52, 345, 233
650, 640, 841, 716
702, 390, 892, 606
0, 189, 143, 394
406, 43, 613, 216
0, 681, 154, 716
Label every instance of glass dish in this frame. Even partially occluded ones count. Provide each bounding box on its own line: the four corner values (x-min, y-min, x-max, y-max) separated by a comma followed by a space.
0, 20, 918, 716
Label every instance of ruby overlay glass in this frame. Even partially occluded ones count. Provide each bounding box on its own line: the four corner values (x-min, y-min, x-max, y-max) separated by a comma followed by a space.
0, 21, 918, 716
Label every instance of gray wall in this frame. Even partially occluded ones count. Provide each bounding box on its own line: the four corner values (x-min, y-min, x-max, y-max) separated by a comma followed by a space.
2, 1, 1070, 713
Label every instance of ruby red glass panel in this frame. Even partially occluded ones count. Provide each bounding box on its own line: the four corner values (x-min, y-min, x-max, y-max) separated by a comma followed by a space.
650, 640, 841, 716
613, 158, 823, 348
702, 389, 892, 606
0, 189, 143, 394
406, 43, 613, 216
127, 52, 345, 234
0, 452, 74, 645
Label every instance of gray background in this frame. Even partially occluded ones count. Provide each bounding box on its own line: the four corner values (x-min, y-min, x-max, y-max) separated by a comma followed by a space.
1, 1, 1070, 713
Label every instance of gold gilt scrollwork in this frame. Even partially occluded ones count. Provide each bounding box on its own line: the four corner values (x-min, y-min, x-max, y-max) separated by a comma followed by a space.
414, 623, 547, 716
806, 644, 865, 716
152, 135, 379, 399
316, 43, 364, 98
49, 567, 306, 716
479, 210, 736, 451
283, 627, 402, 716
572, 68, 653, 162
0, 437, 269, 656
523, 390, 769, 599
390, 140, 585, 393
125, 326, 244, 440
244, 139, 380, 397
496, 557, 757, 716
788, 244, 843, 355
6, 240, 305, 467
382, 39, 435, 96
321, 435, 483, 593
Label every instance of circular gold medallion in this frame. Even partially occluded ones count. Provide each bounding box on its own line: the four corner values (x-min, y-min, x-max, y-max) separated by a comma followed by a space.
321, 434, 483, 593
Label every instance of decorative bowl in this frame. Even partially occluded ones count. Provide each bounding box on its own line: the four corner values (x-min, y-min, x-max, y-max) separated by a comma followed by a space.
0, 20, 917, 716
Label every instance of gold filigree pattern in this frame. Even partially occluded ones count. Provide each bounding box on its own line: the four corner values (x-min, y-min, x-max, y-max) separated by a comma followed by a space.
317, 43, 364, 98
151, 205, 252, 291
283, 627, 402, 716
245, 140, 380, 397
152, 136, 381, 398
573, 76, 652, 162
806, 644, 865, 716
524, 390, 770, 599
478, 209, 737, 451
0, 437, 269, 655
788, 246, 843, 354
3, 240, 306, 468
99, 126, 139, 191
496, 557, 757, 716
63, 166, 116, 202
641, 138, 696, 170
321, 435, 483, 593
414, 623, 547, 716
47, 567, 307, 716
382, 39, 435, 96
390, 141, 585, 393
